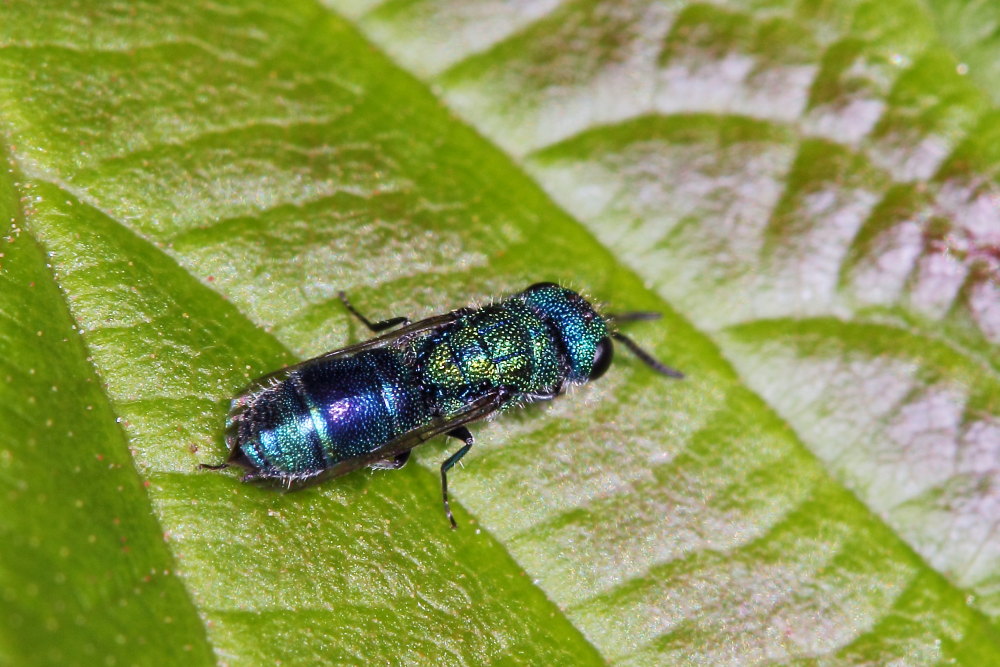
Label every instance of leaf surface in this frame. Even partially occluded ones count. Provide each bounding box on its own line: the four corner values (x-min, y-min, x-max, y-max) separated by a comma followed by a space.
2, 0, 999, 664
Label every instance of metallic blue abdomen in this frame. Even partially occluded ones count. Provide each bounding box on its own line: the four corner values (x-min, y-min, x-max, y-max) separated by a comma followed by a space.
237, 349, 428, 477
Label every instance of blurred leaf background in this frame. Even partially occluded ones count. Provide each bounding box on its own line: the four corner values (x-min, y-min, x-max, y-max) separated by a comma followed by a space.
1, 0, 999, 664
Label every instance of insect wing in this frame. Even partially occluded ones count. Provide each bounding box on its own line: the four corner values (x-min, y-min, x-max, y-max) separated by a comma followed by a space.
315, 310, 469, 362
318, 388, 510, 480
233, 310, 467, 400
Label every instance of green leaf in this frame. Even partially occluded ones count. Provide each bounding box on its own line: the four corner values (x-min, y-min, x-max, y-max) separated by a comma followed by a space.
2, 0, 998, 664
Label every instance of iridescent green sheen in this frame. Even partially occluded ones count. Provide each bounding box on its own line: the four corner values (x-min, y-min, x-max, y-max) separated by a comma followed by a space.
420, 301, 563, 415
520, 283, 608, 383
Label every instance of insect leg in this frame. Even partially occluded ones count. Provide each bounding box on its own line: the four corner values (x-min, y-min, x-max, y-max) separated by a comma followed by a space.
338, 291, 411, 332
371, 450, 411, 470
441, 426, 475, 530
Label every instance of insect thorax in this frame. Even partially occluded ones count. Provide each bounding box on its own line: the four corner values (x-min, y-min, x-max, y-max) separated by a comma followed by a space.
418, 302, 564, 414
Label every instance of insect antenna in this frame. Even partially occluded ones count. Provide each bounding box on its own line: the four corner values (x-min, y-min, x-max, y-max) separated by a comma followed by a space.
607, 311, 661, 323
199, 462, 230, 471
612, 332, 684, 378
607, 311, 685, 379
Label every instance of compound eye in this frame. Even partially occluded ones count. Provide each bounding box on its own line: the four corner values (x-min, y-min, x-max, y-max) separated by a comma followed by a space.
589, 337, 614, 381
